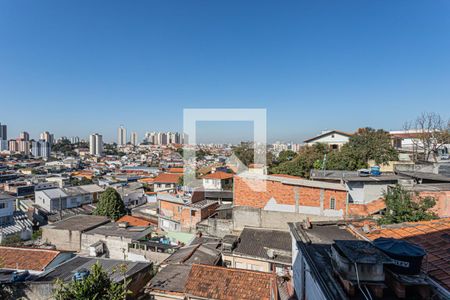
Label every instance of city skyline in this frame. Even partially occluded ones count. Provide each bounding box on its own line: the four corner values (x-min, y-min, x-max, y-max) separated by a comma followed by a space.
1, 1, 449, 142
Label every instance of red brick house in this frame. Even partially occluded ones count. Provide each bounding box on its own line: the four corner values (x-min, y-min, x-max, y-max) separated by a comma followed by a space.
158, 192, 219, 232
234, 173, 386, 218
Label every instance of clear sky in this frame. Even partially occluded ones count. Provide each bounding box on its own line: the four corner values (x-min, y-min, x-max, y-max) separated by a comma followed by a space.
1, 0, 449, 143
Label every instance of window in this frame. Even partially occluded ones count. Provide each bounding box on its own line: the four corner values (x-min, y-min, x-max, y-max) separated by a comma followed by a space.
191, 210, 196, 216
0, 203, 6, 209
330, 197, 336, 210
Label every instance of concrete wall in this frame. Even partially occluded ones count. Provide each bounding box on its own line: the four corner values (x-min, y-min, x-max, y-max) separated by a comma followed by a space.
222, 254, 270, 272
81, 233, 132, 260
233, 206, 341, 231
42, 227, 82, 252
196, 218, 234, 238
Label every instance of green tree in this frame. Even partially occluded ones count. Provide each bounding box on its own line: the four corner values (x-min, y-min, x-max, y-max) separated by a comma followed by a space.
341, 128, 398, 168
53, 262, 131, 300
271, 143, 327, 178
379, 185, 438, 225
93, 188, 126, 220
276, 150, 298, 164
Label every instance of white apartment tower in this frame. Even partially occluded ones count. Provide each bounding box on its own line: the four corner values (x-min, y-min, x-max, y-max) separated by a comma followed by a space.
40, 131, 54, 145
118, 126, 127, 146
89, 133, 103, 156
130, 132, 138, 146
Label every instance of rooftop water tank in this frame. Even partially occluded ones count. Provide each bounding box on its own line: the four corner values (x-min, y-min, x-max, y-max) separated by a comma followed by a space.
370, 166, 381, 176
373, 238, 426, 275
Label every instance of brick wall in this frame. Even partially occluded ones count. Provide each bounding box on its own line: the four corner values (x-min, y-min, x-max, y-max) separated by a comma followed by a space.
159, 200, 219, 231
234, 176, 347, 210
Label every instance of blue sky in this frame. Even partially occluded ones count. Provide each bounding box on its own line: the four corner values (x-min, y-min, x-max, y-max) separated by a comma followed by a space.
0, 0, 449, 143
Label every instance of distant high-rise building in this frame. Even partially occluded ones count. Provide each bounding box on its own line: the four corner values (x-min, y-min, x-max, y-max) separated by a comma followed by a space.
0, 123, 7, 140
8, 140, 18, 152
32, 140, 51, 158
19, 132, 30, 141
17, 140, 30, 155
130, 132, 138, 146
118, 126, 127, 146
145, 132, 157, 144
71, 136, 80, 144
89, 133, 103, 156
40, 131, 54, 145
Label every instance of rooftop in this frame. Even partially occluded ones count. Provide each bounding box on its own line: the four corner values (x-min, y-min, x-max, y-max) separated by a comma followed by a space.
202, 171, 233, 180
146, 264, 191, 294
354, 218, 450, 291
184, 264, 277, 300
0, 246, 61, 272
117, 215, 153, 227
47, 215, 110, 231
36, 256, 150, 283
233, 227, 292, 264
153, 173, 182, 184
84, 222, 153, 239
304, 130, 353, 143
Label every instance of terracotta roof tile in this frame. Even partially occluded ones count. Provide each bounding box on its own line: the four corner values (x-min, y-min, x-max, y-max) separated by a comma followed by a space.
202, 171, 233, 180
153, 173, 182, 184
362, 218, 450, 291
184, 264, 277, 300
168, 167, 184, 174
0, 246, 61, 271
117, 215, 152, 227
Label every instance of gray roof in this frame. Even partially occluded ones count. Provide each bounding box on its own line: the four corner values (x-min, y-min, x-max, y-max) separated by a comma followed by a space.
36, 256, 151, 283
84, 222, 153, 239
0, 192, 14, 201
146, 264, 191, 293
41, 188, 68, 199
190, 199, 217, 209
233, 227, 292, 264
398, 171, 450, 182
0, 212, 33, 235
47, 215, 110, 231
311, 169, 404, 183
163, 237, 221, 265
79, 184, 104, 193
64, 186, 89, 196
405, 183, 450, 192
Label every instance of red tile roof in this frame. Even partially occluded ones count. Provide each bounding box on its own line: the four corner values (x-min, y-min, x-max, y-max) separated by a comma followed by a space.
117, 215, 152, 227
0, 246, 61, 271
202, 171, 233, 180
153, 173, 182, 184
184, 264, 277, 300
348, 198, 386, 216
168, 167, 184, 174
361, 218, 450, 291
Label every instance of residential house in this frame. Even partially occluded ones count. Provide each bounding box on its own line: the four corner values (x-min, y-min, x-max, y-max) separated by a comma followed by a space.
115, 182, 147, 207
158, 192, 219, 232
0, 192, 33, 243
80, 221, 153, 261
153, 173, 182, 193
304, 130, 352, 150
34, 184, 103, 212
0, 246, 73, 275
222, 227, 292, 276
146, 264, 278, 300
201, 171, 233, 190
161, 235, 222, 267
233, 173, 349, 230
27, 256, 152, 300
41, 215, 110, 251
